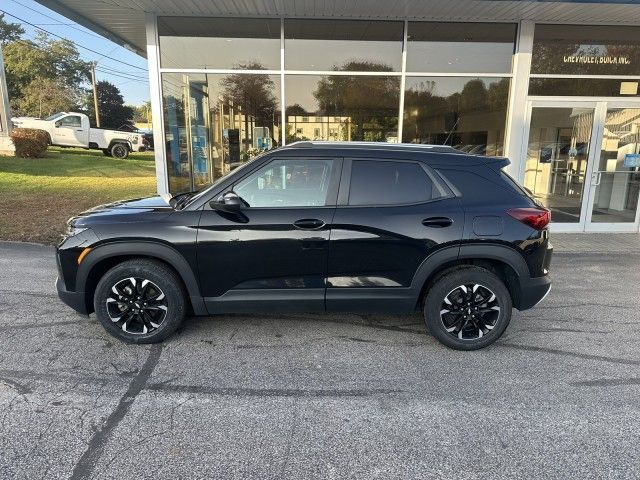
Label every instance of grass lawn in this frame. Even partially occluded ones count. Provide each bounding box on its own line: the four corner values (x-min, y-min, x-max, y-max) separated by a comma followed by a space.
0, 146, 157, 245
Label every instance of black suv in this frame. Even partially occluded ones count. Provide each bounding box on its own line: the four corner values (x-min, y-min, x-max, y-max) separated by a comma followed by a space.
56, 142, 552, 350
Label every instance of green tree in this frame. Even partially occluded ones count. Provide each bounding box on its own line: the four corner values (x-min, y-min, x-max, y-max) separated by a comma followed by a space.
0, 13, 24, 45
86, 80, 134, 128
4, 32, 91, 105
15, 77, 81, 117
133, 101, 152, 124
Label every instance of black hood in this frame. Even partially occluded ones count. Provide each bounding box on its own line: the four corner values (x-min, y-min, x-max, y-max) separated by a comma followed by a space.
71, 195, 174, 226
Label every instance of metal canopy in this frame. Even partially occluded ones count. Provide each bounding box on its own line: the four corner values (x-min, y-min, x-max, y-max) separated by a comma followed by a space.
35, 0, 640, 57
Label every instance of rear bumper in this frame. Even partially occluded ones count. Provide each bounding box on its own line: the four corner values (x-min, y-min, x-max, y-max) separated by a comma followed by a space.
517, 274, 552, 310
56, 276, 88, 315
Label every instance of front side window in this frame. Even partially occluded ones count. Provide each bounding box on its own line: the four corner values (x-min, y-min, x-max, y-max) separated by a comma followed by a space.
59, 116, 81, 128
349, 160, 440, 206
234, 159, 335, 207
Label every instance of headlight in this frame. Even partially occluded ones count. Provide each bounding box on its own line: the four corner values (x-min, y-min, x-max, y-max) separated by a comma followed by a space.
66, 225, 88, 237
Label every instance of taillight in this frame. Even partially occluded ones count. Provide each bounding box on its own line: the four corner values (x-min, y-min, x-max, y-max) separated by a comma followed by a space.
507, 207, 551, 230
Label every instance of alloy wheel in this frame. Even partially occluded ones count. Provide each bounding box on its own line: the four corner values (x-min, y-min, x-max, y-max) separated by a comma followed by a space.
439, 283, 500, 340
106, 277, 168, 334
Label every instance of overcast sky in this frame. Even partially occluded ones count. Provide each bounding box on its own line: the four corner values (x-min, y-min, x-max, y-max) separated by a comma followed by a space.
2, 0, 150, 105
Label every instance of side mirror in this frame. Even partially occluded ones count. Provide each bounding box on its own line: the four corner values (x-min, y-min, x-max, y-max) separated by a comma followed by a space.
210, 192, 243, 213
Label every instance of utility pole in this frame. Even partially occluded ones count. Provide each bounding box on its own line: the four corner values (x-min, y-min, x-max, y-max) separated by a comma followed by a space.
91, 61, 101, 128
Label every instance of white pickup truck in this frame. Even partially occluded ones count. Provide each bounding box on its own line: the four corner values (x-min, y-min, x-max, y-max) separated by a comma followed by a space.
11, 112, 146, 159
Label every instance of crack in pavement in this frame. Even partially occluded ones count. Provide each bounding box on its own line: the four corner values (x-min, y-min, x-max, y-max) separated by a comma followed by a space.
572, 377, 640, 387
69, 344, 162, 480
145, 383, 401, 398
0, 320, 88, 332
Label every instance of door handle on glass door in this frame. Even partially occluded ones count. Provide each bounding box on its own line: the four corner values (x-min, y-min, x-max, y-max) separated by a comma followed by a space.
591, 172, 602, 186
293, 219, 325, 230
422, 217, 453, 228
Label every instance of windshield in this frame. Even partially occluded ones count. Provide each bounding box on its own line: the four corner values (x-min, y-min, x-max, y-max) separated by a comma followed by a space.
45, 112, 66, 121
180, 153, 268, 208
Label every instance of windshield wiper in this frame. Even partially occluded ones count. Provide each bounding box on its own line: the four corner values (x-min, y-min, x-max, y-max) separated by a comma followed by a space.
169, 191, 198, 210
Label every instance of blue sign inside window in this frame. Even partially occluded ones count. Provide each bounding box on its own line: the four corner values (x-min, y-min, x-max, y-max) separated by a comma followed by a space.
623, 153, 640, 168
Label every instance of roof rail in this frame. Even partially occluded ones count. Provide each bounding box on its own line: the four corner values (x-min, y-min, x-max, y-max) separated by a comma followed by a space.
282, 141, 460, 153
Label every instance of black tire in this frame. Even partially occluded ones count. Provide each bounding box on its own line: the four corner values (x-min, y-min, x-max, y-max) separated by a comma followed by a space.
423, 266, 512, 350
102, 149, 112, 157
93, 259, 186, 344
110, 143, 129, 159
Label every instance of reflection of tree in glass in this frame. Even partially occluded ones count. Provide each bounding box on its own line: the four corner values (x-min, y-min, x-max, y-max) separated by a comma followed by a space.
221, 62, 278, 147
403, 78, 509, 147
313, 61, 400, 141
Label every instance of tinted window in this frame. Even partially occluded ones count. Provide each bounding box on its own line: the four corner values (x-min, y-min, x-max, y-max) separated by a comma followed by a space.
406, 22, 516, 73
349, 160, 436, 206
158, 17, 280, 70
235, 159, 335, 207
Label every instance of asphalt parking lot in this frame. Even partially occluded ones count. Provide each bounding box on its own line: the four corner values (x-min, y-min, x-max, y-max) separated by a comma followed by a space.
0, 241, 639, 479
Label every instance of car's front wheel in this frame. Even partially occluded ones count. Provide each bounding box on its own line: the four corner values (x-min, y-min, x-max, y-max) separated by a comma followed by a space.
93, 259, 186, 343
423, 266, 512, 350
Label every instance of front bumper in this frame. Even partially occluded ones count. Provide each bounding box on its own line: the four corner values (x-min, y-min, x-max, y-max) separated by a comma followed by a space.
56, 276, 88, 315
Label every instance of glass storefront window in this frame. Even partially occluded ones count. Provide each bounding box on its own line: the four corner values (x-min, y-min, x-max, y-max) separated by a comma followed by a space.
402, 77, 510, 155
406, 22, 516, 74
162, 73, 281, 194
591, 108, 640, 223
284, 19, 403, 72
285, 75, 400, 143
532, 25, 640, 76
529, 78, 640, 97
158, 17, 280, 70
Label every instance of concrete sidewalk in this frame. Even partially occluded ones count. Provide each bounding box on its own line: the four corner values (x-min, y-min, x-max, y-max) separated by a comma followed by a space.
552, 233, 639, 253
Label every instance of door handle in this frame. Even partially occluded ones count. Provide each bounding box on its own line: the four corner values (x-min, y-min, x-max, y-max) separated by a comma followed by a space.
293, 219, 325, 230
422, 217, 453, 228
591, 171, 602, 186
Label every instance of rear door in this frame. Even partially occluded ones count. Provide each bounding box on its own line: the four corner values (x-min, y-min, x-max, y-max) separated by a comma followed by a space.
326, 158, 464, 312
197, 156, 342, 313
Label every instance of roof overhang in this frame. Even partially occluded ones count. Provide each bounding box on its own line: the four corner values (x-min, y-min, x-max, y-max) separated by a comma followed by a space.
35, 0, 640, 59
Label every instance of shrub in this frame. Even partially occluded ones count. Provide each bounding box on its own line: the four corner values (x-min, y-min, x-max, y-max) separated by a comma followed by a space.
10, 128, 50, 158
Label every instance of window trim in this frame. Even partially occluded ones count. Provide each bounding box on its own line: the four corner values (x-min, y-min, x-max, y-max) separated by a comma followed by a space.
338, 157, 454, 208
224, 156, 344, 209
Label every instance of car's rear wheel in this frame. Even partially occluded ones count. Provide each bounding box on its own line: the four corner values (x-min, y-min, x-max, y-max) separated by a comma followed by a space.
110, 143, 129, 159
93, 259, 185, 344
423, 266, 512, 350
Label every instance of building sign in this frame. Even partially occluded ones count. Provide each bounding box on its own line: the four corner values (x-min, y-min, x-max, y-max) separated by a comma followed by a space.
532, 25, 640, 76
562, 55, 631, 66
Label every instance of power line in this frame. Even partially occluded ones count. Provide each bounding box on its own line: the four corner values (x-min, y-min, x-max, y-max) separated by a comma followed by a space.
0, 9, 148, 72
7, 0, 106, 40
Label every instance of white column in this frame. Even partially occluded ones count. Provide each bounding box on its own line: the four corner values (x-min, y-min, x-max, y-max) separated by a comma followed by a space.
504, 21, 534, 179
145, 13, 169, 195
0, 43, 15, 154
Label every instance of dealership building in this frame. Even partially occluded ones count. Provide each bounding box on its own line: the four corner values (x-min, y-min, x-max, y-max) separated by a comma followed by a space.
14, 1, 640, 232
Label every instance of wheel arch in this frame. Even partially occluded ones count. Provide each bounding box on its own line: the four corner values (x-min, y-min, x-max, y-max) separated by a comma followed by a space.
108, 140, 132, 151
412, 243, 530, 310
77, 241, 206, 315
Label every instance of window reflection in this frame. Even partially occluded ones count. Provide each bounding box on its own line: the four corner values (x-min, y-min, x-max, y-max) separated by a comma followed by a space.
162, 72, 281, 194
407, 22, 516, 73
285, 19, 403, 71
158, 17, 280, 70
285, 73, 400, 143
403, 77, 509, 155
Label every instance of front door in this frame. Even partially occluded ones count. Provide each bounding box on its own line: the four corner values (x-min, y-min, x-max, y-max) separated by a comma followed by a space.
521, 101, 600, 231
522, 100, 640, 232
196, 156, 342, 313
585, 105, 640, 232
52, 114, 88, 147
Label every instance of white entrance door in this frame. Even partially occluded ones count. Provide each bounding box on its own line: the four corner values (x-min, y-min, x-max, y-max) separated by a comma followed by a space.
520, 100, 601, 232
584, 102, 640, 232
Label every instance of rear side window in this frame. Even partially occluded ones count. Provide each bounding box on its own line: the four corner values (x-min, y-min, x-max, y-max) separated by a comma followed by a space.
349, 160, 441, 206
